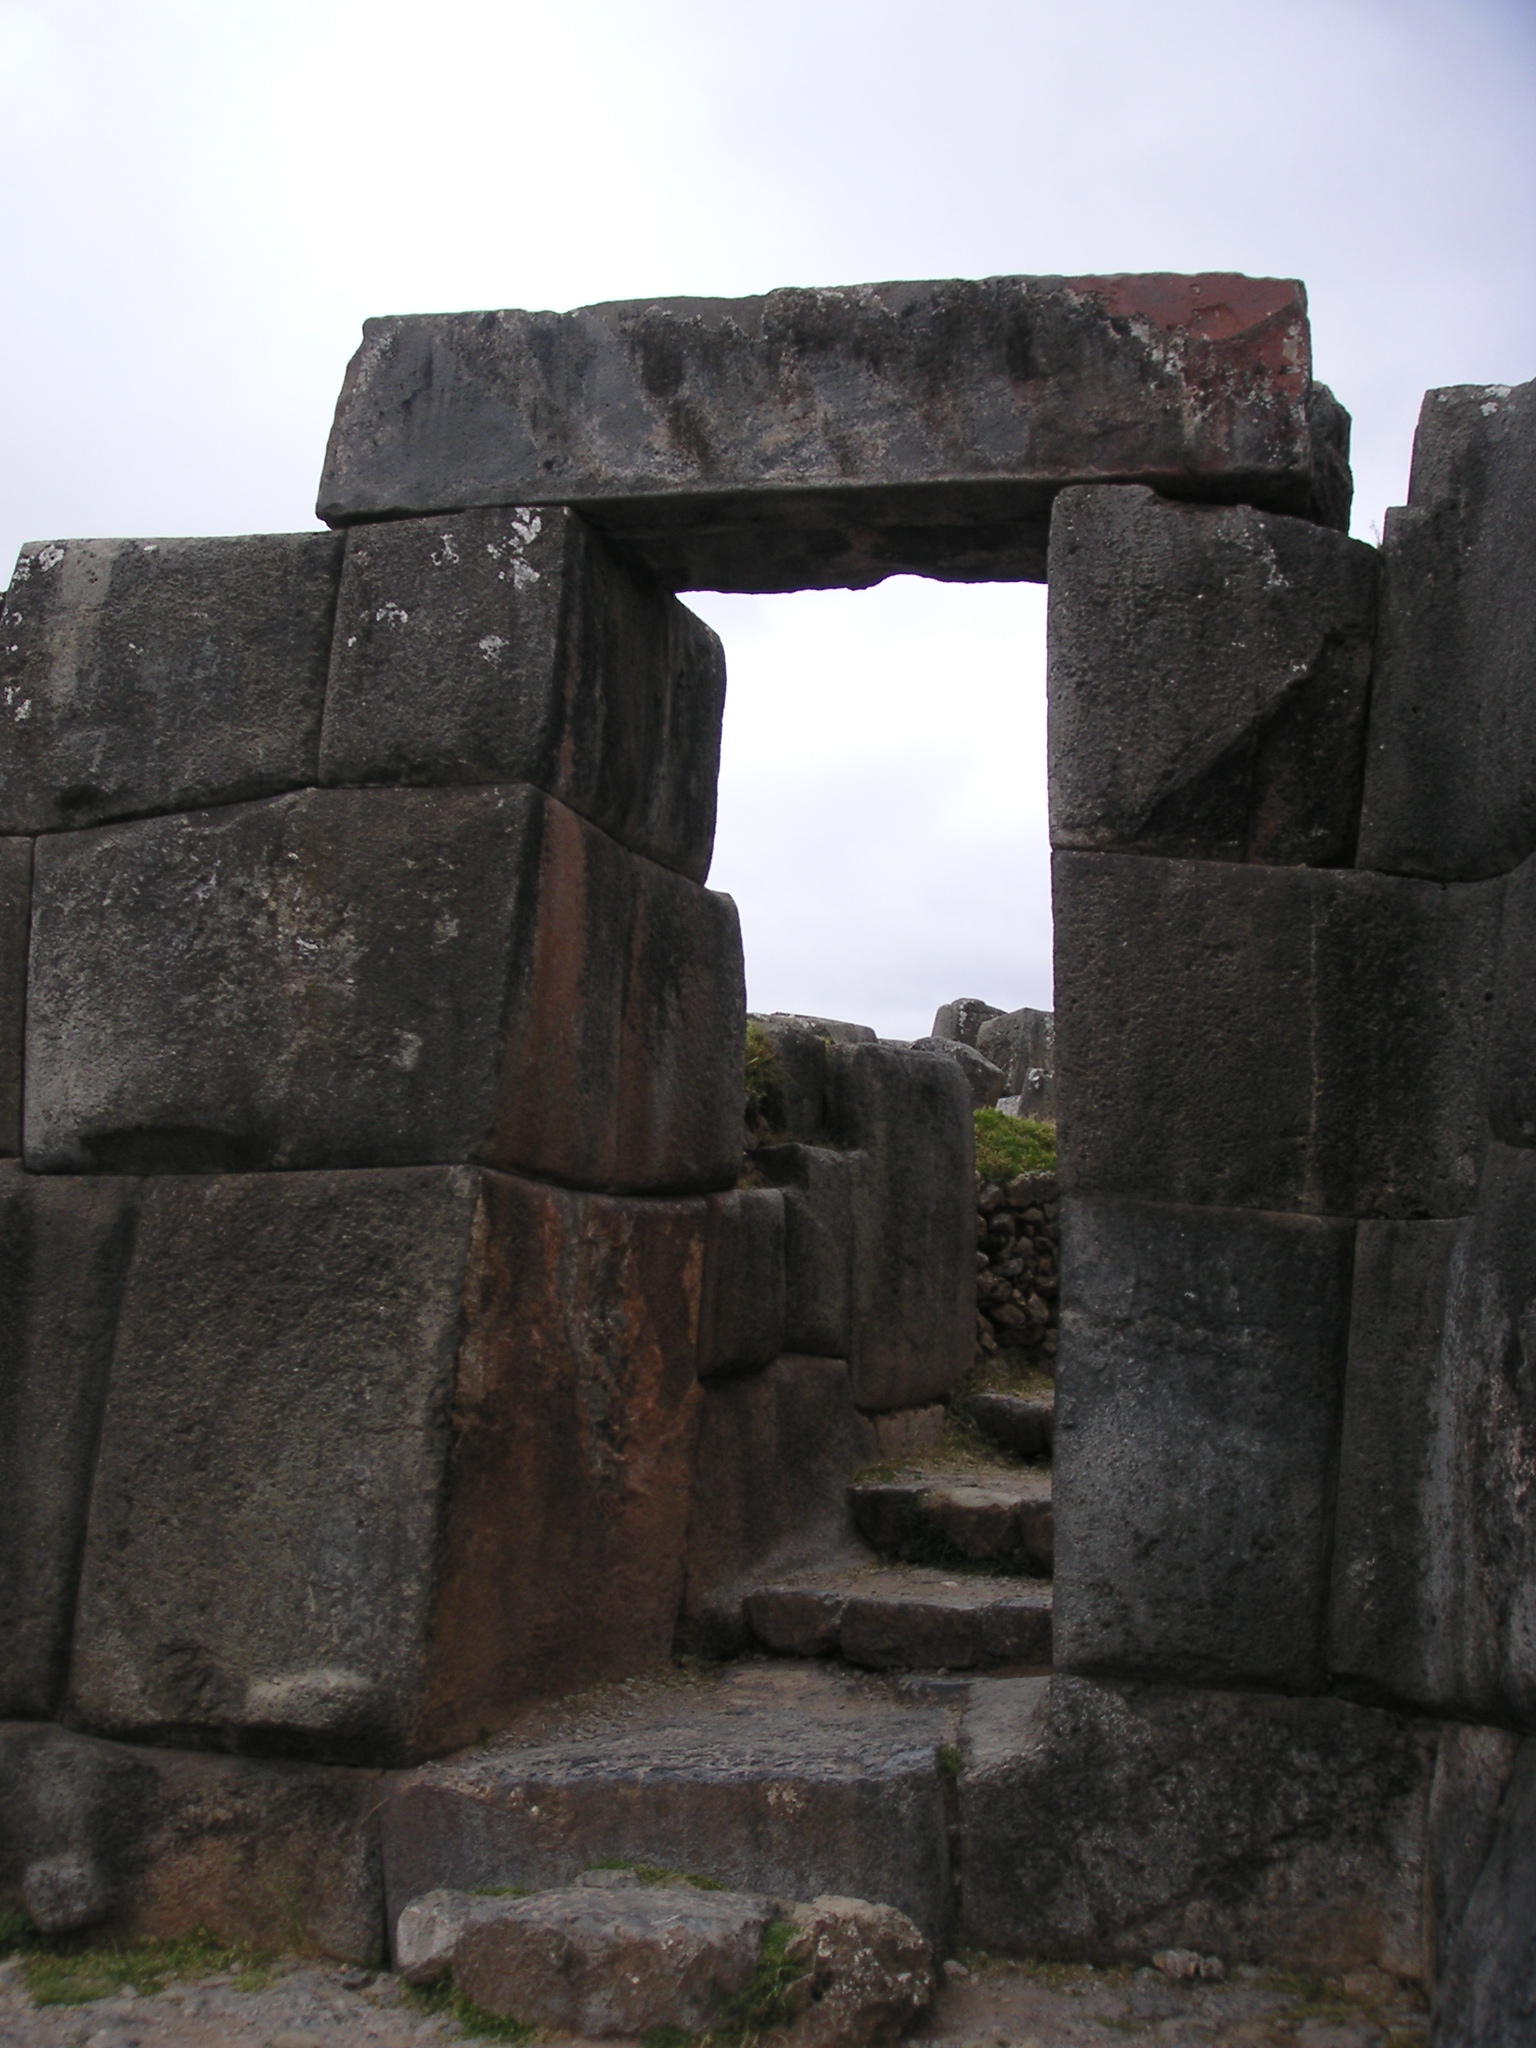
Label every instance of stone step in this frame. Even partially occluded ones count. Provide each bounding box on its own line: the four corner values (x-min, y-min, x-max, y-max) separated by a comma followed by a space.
959, 1390, 1055, 1461
744, 1566, 1053, 1672
379, 1662, 958, 1951
849, 1467, 1053, 1572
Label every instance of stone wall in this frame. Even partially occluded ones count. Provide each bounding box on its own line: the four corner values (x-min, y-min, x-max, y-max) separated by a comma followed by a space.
975, 1171, 1059, 1376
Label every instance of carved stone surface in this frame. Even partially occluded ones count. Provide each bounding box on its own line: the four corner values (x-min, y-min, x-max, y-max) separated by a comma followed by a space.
0, 534, 342, 833
320, 506, 725, 880
379, 1665, 953, 1943
66, 1167, 708, 1764
1327, 1216, 1467, 1701
0, 1720, 383, 1962
696, 1188, 786, 1378
451, 1882, 775, 2036
825, 1043, 974, 1411
958, 1675, 1437, 1975
755, 1143, 860, 1358
1053, 850, 1502, 1217
0, 1166, 139, 1718
1055, 1194, 1354, 1691
1433, 1738, 1536, 2047
26, 783, 744, 1191
317, 275, 1346, 591
679, 1355, 876, 1653
1048, 485, 1377, 865
1357, 379, 1536, 882
1393, 1143, 1536, 1729
0, 838, 28, 1155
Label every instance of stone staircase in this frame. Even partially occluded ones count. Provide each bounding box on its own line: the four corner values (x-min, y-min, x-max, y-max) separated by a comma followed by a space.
735, 1389, 1056, 1676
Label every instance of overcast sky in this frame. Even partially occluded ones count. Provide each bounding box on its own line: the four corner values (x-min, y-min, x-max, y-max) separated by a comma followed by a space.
3, 0, 1532, 1036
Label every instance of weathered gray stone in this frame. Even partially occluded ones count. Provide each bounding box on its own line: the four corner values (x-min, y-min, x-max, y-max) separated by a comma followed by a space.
747, 1569, 1053, 1671
826, 1043, 974, 1410
931, 998, 1002, 1046
67, 1167, 708, 1763
395, 1886, 503, 1984
778, 1895, 936, 2048
868, 1405, 947, 1461
850, 1471, 1053, 1571
1357, 379, 1536, 882
26, 783, 744, 1191
756, 1143, 860, 1357
1055, 1195, 1354, 1690
1327, 1217, 1467, 1701
910, 1036, 1005, 1108
974, 1007, 1054, 1117
451, 1882, 776, 2035
319, 506, 725, 880
0, 1721, 383, 1961
1426, 1723, 1521, 1992
962, 1392, 1054, 1461
0, 534, 342, 832
1053, 851, 1501, 1216
697, 1188, 786, 1378
0, 838, 28, 1155
839, 1580, 1052, 1670
378, 1663, 953, 1942
1433, 1737, 1536, 2046
1047, 486, 1377, 865
679, 1355, 876, 1654
749, 1017, 835, 1139
958, 1675, 1437, 1975
0, 1165, 139, 1719
317, 276, 1344, 591
1393, 1142, 1536, 1728
1486, 847, 1536, 1151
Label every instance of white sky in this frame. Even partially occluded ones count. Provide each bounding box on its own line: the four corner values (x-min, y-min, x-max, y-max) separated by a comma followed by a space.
3, 0, 1532, 1036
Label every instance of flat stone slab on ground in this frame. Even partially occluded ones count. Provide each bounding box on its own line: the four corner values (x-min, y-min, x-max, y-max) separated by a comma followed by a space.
746, 1564, 1054, 1670
962, 1390, 1055, 1459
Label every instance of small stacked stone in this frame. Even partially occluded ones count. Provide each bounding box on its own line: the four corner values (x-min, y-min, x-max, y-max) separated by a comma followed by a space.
975, 1171, 1058, 1373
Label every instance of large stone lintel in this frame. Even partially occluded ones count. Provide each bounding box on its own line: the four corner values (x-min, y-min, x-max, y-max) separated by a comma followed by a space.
317, 275, 1348, 591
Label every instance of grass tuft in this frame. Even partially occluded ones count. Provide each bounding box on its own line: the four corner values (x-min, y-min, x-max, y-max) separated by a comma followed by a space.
974, 1109, 1055, 1182
0, 1917, 269, 2008
587, 1860, 726, 1892
404, 1978, 537, 2041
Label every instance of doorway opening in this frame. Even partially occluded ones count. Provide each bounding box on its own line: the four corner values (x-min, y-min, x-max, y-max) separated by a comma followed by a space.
688, 576, 1052, 1043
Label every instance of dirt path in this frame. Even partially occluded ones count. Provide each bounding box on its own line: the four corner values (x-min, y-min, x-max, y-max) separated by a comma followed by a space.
0, 1951, 1428, 2047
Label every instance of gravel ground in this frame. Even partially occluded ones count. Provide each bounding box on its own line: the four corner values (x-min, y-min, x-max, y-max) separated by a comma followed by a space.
0, 1950, 1430, 2048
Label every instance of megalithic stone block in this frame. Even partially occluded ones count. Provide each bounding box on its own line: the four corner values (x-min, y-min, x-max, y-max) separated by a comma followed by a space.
65, 1167, 709, 1765
1335, 1141, 1536, 1730
1052, 850, 1502, 1216
0, 1721, 383, 1961
678, 1355, 878, 1654
0, 837, 29, 1155
319, 507, 725, 881
974, 1006, 1055, 1116
825, 1043, 974, 1412
1357, 378, 1536, 882
0, 1166, 139, 1718
1486, 847, 1536, 1150
316, 276, 1348, 592
1047, 485, 1377, 865
0, 534, 343, 833
1054, 1194, 1354, 1691
1327, 1216, 1467, 1703
25, 783, 744, 1191
1432, 1737, 1536, 2045
696, 1188, 786, 1378
957, 1675, 1438, 1974
755, 1142, 860, 1358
